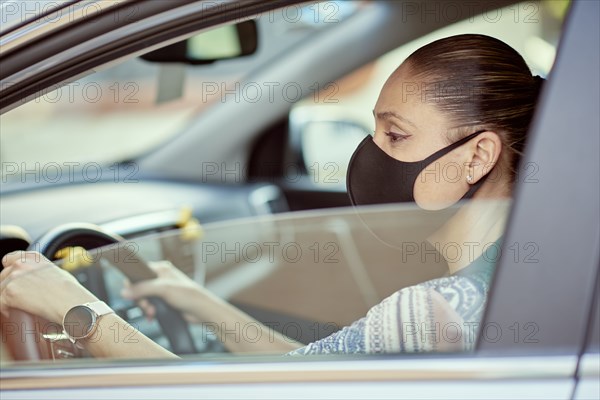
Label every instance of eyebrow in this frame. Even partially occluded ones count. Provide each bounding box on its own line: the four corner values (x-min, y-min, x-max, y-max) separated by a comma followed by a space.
373, 110, 417, 129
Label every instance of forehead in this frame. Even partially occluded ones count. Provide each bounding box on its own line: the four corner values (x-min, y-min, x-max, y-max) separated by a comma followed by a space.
374, 66, 448, 131
377, 65, 420, 107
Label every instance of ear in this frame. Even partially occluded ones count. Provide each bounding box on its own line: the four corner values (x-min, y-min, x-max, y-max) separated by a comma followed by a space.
464, 131, 502, 184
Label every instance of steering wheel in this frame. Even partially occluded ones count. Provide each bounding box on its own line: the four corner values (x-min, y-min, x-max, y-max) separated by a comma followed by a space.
6, 223, 197, 360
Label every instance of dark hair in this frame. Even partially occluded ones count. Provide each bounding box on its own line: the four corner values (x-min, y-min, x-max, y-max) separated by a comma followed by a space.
403, 34, 545, 181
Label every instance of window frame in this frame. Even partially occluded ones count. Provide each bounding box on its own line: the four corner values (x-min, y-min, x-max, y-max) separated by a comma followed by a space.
0, 0, 598, 394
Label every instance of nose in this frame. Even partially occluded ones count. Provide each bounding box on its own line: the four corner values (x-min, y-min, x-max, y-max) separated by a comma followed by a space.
371, 131, 397, 158
372, 131, 386, 150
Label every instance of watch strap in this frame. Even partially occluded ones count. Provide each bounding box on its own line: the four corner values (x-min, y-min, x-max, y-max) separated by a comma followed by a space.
84, 301, 114, 317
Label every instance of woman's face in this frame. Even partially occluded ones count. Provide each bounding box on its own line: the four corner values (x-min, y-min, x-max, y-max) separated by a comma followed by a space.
372, 65, 500, 210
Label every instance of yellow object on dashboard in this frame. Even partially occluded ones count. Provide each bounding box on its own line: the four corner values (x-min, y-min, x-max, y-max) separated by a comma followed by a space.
54, 246, 94, 272
176, 205, 204, 241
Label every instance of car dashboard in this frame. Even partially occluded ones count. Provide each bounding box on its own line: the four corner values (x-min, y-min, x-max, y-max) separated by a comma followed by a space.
0, 179, 288, 241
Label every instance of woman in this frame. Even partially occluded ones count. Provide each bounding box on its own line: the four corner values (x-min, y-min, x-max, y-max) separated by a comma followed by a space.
0, 34, 544, 358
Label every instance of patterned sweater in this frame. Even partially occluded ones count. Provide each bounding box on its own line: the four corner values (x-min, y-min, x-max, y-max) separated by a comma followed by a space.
288, 242, 499, 355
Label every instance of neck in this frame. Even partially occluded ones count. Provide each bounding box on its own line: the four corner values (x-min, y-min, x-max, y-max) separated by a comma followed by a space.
428, 183, 511, 274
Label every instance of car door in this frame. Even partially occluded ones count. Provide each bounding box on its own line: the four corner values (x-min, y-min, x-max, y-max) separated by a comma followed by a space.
1, 1, 598, 399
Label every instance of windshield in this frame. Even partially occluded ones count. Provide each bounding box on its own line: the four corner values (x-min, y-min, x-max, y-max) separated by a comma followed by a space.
0, 1, 566, 184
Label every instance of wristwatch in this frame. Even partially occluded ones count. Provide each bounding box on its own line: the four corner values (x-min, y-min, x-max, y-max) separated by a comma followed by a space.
62, 301, 114, 345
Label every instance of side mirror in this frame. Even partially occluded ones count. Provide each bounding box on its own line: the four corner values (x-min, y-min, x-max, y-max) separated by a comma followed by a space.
289, 106, 370, 186
141, 20, 258, 65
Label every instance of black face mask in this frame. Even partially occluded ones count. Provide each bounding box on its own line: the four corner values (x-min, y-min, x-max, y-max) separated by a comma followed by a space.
347, 130, 487, 207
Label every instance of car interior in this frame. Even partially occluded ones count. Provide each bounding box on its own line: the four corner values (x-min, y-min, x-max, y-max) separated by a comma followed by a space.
0, 0, 573, 364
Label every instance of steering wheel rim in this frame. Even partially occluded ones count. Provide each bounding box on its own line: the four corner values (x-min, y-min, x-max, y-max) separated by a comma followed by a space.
9, 223, 197, 360
33, 222, 126, 260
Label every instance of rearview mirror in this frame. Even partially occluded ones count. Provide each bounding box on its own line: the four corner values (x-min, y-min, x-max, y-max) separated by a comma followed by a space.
141, 20, 258, 65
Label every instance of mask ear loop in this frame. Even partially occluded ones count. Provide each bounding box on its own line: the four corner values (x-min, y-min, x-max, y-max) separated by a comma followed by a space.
414, 129, 488, 202
418, 130, 486, 168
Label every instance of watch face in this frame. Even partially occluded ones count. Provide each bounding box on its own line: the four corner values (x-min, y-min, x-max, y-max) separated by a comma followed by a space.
63, 305, 96, 340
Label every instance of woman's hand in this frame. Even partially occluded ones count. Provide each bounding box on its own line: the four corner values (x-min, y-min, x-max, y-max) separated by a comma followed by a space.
121, 260, 204, 321
0, 251, 99, 323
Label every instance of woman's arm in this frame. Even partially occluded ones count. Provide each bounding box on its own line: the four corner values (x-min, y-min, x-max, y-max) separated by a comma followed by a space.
81, 313, 178, 359
0, 251, 177, 359
122, 261, 302, 353
0, 252, 301, 358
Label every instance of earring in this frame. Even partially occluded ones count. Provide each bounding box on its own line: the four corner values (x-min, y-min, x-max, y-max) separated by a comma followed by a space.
467, 175, 473, 183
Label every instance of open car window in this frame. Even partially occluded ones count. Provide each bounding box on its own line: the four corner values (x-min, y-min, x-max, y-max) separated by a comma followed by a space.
291, 0, 567, 187
0, 1, 361, 182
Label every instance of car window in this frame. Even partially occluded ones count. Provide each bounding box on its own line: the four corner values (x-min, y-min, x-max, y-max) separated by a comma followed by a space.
1, 57, 198, 180
0, 199, 511, 363
292, 0, 568, 186
0, 0, 571, 373
0, 2, 360, 182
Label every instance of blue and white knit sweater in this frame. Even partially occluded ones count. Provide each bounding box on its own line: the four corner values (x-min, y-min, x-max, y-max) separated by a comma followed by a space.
288, 243, 498, 355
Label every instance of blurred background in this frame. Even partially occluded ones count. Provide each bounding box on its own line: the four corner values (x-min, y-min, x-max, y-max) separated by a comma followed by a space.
0, 0, 569, 185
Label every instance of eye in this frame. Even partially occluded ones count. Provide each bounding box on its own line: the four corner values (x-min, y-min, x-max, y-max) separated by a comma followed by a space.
384, 131, 410, 143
